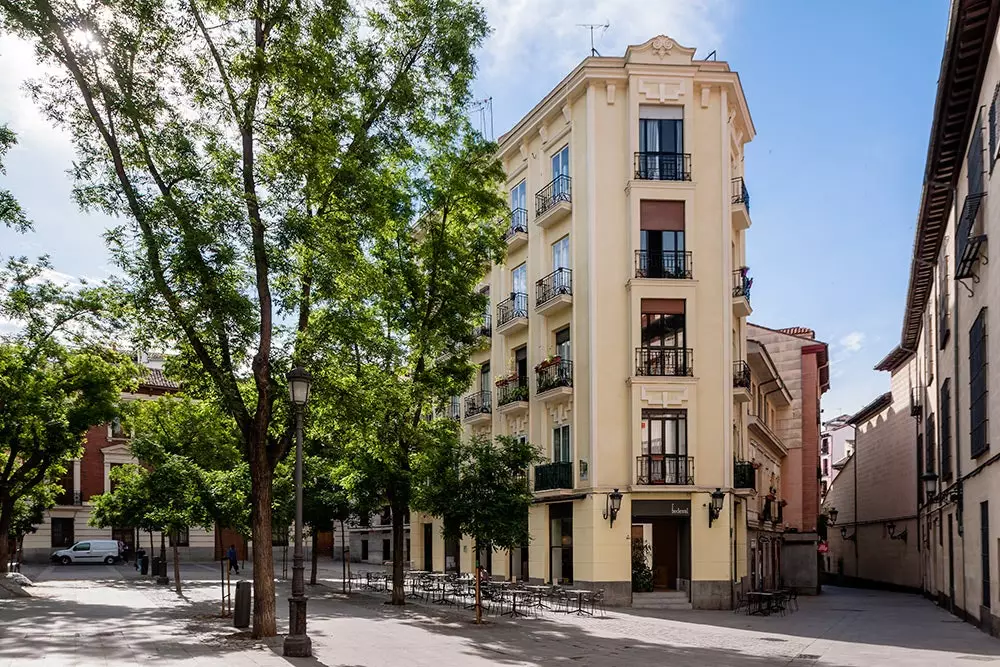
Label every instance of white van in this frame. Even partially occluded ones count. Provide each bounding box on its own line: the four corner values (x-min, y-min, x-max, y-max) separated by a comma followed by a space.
51, 540, 121, 565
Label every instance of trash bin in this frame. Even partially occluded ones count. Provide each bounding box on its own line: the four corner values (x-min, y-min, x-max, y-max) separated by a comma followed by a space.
234, 580, 251, 628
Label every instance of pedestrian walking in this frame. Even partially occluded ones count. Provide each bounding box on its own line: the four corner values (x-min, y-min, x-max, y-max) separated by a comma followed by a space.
227, 545, 239, 575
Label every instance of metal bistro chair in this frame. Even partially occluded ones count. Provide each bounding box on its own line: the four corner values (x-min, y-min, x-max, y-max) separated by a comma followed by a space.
589, 589, 607, 617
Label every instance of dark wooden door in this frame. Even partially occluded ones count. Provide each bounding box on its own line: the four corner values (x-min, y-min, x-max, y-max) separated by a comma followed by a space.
651, 519, 678, 590
316, 530, 334, 557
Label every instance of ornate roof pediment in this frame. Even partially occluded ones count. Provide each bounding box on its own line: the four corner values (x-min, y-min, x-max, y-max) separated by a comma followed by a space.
626, 35, 697, 66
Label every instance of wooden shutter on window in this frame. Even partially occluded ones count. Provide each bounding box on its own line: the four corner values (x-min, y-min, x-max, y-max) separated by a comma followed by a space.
640, 200, 685, 231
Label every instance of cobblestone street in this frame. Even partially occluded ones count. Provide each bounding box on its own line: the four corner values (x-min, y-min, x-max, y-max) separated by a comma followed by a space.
2, 562, 1000, 666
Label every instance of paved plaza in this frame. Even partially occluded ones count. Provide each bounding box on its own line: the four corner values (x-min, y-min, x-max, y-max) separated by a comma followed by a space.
1, 561, 999, 666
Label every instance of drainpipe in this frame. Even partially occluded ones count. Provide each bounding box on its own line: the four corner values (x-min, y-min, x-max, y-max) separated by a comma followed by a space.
852, 423, 859, 578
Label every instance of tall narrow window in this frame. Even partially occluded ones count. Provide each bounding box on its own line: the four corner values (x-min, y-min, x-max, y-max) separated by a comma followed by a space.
640, 409, 689, 484
970, 111, 985, 195
511, 263, 527, 297
510, 180, 526, 211
639, 201, 686, 278
639, 109, 683, 153
552, 236, 570, 270
970, 308, 989, 457
555, 327, 571, 361
925, 414, 936, 474
480, 362, 490, 392
553, 425, 571, 463
515, 346, 528, 388
549, 503, 573, 584
551, 145, 570, 200
941, 379, 952, 480
639, 299, 687, 375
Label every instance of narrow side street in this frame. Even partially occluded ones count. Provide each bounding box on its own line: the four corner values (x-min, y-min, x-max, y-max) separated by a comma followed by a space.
2, 562, 1000, 666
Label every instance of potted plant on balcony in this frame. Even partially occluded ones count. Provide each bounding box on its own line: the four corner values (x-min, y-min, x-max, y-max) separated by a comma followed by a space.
534, 354, 562, 372
766, 487, 776, 501
495, 373, 518, 388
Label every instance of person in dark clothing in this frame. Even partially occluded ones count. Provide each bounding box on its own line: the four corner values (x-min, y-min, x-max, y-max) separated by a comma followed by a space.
227, 545, 239, 574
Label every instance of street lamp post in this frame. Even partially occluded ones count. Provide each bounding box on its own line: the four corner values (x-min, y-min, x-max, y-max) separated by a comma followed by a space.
283, 367, 312, 658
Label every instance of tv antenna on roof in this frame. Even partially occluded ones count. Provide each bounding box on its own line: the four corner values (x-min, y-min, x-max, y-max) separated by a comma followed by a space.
468, 97, 494, 141
577, 22, 610, 57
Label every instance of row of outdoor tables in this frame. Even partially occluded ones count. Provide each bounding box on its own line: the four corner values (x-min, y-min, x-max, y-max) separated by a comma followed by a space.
744, 590, 791, 616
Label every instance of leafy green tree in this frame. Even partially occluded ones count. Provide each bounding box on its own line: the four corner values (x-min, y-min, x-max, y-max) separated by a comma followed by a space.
1, 0, 492, 637
415, 435, 537, 622
0, 125, 29, 232
0, 259, 130, 572
302, 457, 350, 586
311, 133, 506, 604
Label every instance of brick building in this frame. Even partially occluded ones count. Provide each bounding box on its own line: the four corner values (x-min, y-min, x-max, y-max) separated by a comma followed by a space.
21, 359, 245, 563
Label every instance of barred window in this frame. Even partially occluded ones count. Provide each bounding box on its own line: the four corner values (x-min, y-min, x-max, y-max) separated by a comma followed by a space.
941, 379, 952, 480
970, 308, 989, 458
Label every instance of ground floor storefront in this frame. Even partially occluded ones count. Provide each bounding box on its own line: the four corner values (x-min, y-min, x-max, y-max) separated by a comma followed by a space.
412, 489, 745, 609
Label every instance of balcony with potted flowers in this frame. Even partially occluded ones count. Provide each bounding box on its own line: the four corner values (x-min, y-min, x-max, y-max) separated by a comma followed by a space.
496, 373, 529, 416
535, 355, 573, 402
731, 177, 751, 230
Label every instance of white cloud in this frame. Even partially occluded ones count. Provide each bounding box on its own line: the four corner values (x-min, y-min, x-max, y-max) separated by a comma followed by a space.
479, 0, 732, 81
839, 331, 865, 353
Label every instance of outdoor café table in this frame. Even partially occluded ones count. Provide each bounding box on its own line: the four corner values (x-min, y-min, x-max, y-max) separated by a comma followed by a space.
427, 574, 452, 605
746, 591, 775, 616
525, 585, 551, 610
502, 589, 534, 618
564, 589, 593, 616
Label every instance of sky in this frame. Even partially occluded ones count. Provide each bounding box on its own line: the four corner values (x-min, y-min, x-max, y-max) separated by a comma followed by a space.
0, 0, 951, 417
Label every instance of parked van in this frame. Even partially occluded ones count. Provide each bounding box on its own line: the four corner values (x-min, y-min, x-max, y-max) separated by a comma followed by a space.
50, 540, 121, 565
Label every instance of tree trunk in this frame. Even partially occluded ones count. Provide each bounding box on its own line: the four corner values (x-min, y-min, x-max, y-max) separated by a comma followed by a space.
310, 530, 318, 586
341, 521, 347, 593
0, 501, 12, 574
390, 502, 406, 605
474, 537, 482, 624
172, 541, 182, 595
249, 449, 276, 637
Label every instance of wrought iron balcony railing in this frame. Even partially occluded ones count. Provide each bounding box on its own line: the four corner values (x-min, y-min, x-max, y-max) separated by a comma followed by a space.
635, 347, 693, 377
497, 293, 528, 327
58, 490, 83, 506
634, 250, 692, 279
497, 381, 529, 407
910, 387, 922, 418
464, 390, 491, 419
634, 152, 692, 181
536, 268, 572, 307
505, 207, 528, 241
636, 455, 694, 485
473, 314, 492, 339
536, 359, 573, 394
731, 177, 750, 212
447, 397, 461, 421
732, 268, 752, 301
733, 360, 751, 389
734, 460, 756, 490
535, 174, 572, 217
534, 461, 573, 491
955, 192, 986, 279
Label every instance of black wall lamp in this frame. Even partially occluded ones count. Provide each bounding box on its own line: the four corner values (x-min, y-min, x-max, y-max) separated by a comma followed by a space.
840, 526, 856, 541
886, 522, 908, 542
708, 488, 725, 527
603, 488, 623, 527
827, 508, 838, 525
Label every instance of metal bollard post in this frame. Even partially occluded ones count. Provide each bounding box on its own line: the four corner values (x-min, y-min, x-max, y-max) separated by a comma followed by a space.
234, 580, 251, 628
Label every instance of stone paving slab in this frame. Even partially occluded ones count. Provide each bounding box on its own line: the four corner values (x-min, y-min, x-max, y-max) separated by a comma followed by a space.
3, 561, 1000, 666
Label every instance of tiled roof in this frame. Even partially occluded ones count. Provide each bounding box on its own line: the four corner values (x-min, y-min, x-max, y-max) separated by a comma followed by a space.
139, 368, 181, 390
777, 326, 815, 339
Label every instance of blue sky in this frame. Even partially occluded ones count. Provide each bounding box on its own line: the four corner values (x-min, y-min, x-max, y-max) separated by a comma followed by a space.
0, 0, 950, 416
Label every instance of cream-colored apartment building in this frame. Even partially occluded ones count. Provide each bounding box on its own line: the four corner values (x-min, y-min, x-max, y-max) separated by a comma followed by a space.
875, 0, 1000, 638
411, 35, 823, 609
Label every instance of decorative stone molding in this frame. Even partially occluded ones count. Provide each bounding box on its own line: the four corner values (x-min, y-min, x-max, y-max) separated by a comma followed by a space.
561, 104, 571, 123
539, 125, 548, 145
637, 78, 684, 103
700, 85, 711, 108
606, 83, 616, 104
546, 401, 573, 425
519, 143, 528, 162
650, 36, 675, 59
640, 384, 690, 407
506, 413, 529, 435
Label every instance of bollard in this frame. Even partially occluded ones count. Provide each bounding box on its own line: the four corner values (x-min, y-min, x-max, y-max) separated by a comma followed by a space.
234, 580, 251, 628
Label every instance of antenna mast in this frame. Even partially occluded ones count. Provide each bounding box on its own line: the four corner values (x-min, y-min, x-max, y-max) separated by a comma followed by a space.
577, 22, 610, 57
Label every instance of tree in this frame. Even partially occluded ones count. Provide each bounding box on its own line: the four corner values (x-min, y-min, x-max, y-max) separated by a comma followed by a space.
1, 0, 491, 637
0, 259, 130, 572
311, 133, 506, 604
415, 435, 537, 622
302, 457, 350, 586
0, 125, 29, 232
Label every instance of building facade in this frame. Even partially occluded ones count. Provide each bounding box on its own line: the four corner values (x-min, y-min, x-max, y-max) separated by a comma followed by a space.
821, 377, 921, 591
410, 35, 826, 609
820, 414, 853, 499
21, 359, 241, 563
875, 0, 1000, 637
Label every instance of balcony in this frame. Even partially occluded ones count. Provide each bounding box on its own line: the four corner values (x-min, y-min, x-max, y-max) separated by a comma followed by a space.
734, 460, 756, 491
634, 152, 692, 181
57, 490, 83, 506
732, 268, 752, 318
910, 387, 922, 418
733, 360, 751, 403
463, 390, 492, 426
634, 347, 693, 377
731, 177, 751, 230
635, 455, 694, 485
447, 398, 461, 421
473, 314, 492, 340
496, 380, 529, 415
535, 268, 572, 314
955, 192, 986, 280
505, 207, 528, 251
534, 175, 571, 228
534, 461, 573, 492
536, 358, 573, 401
634, 250, 692, 279
496, 293, 528, 335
